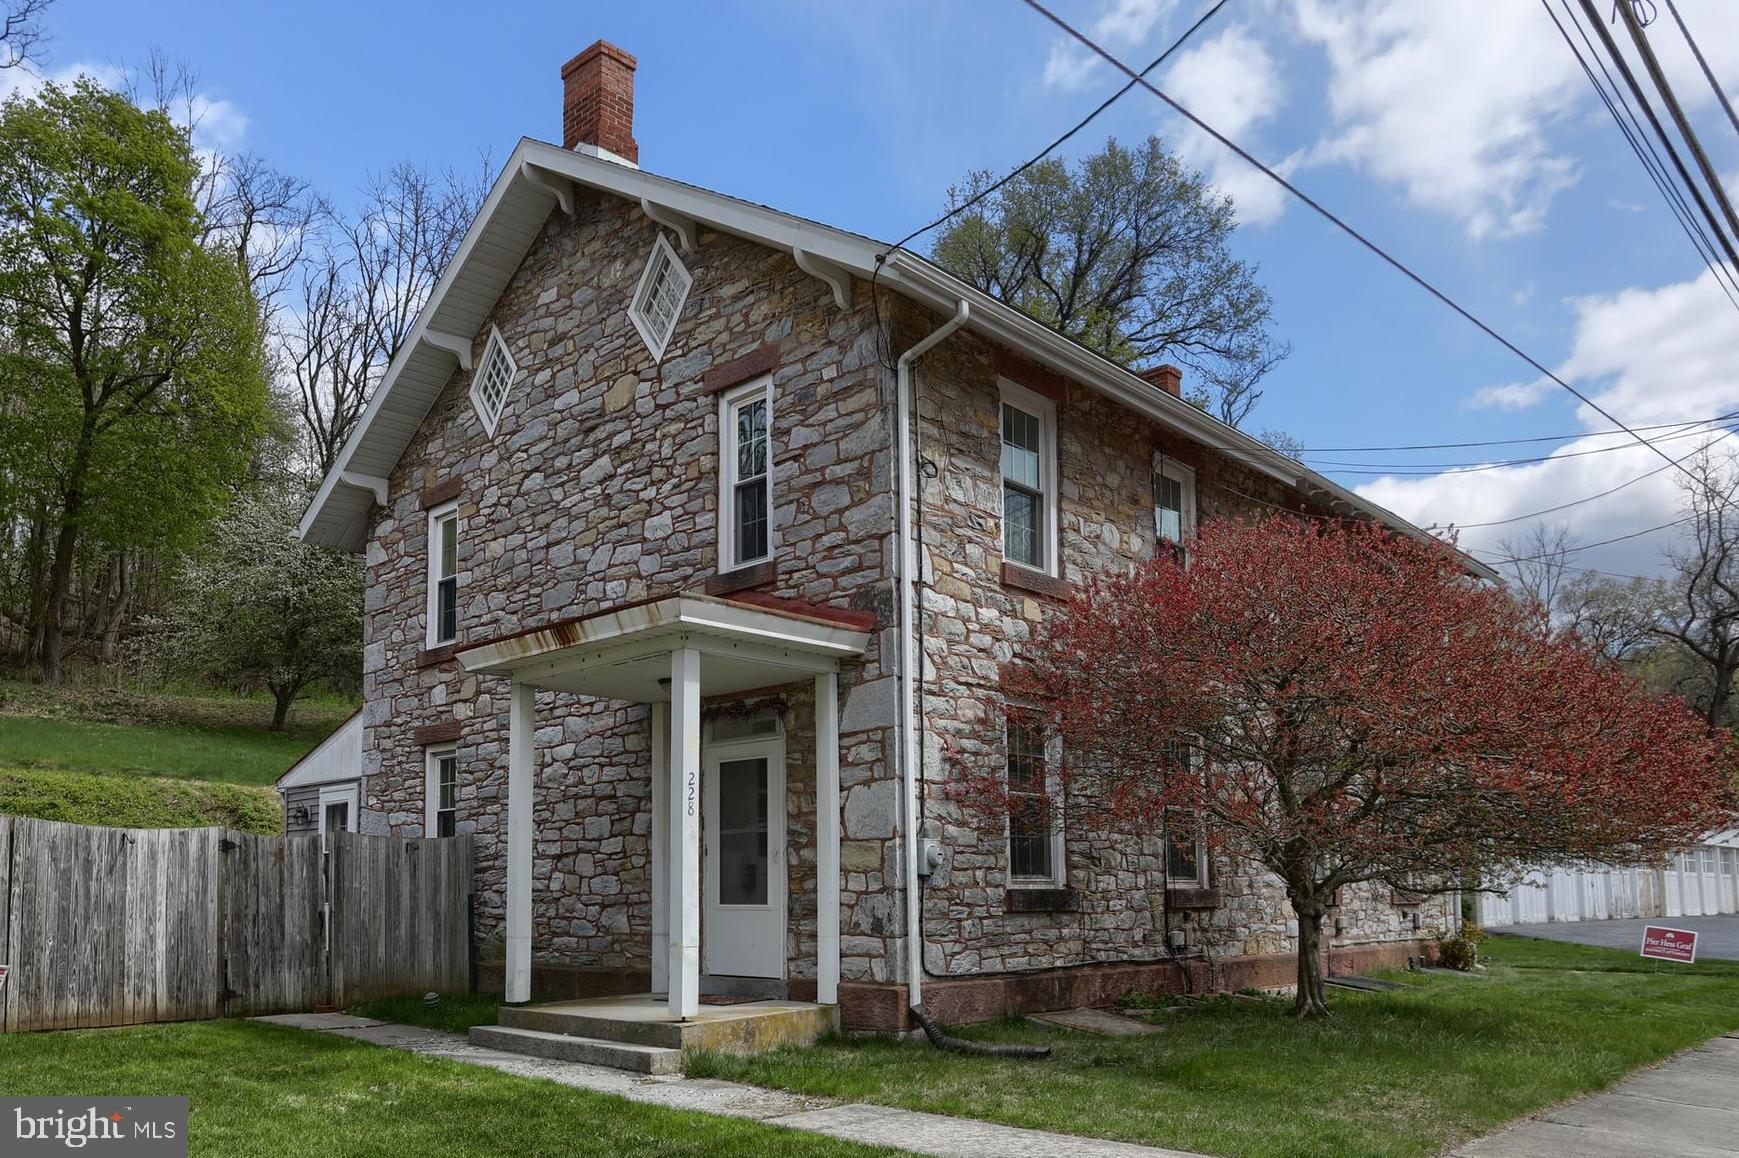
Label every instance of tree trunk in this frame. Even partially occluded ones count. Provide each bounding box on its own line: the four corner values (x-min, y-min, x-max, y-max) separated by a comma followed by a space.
39, 498, 82, 685
269, 685, 296, 732
1292, 899, 1331, 1019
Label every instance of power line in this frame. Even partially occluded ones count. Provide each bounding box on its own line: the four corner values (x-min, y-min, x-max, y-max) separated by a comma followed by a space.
1614, 0, 1739, 242
1300, 410, 1739, 453
1662, 0, 1739, 141
1574, 0, 1739, 270
1307, 419, 1737, 473
1017, 0, 1724, 502
1466, 517, 1687, 563
1543, 0, 1739, 308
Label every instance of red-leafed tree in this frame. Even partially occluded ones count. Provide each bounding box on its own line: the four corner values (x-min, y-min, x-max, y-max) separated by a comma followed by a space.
994, 516, 1729, 1019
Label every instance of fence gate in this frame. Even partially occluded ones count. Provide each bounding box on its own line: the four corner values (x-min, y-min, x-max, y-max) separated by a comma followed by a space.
0, 816, 472, 1032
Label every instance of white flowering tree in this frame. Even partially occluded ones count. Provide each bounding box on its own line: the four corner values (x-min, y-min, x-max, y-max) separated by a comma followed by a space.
146, 485, 362, 730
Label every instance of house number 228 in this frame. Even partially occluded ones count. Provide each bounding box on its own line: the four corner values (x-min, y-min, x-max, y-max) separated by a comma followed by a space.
686, 770, 697, 817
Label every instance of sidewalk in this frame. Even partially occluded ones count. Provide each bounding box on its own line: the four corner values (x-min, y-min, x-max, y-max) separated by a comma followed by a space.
255, 1013, 1205, 1158
1452, 1030, 1739, 1157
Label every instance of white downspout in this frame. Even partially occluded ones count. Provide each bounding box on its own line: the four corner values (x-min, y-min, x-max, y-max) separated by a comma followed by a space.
895, 296, 969, 1011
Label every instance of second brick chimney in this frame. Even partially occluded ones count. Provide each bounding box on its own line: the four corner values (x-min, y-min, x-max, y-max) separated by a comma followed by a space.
562, 41, 638, 164
1139, 364, 1183, 398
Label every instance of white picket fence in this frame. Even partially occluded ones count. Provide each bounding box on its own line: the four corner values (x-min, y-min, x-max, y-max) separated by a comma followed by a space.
1478, 832, 1739, 927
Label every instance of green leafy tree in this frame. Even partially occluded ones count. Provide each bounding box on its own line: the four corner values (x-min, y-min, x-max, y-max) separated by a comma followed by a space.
144, 485, 361, 731
932, 137, 1287, 427
0, 78, 269, 681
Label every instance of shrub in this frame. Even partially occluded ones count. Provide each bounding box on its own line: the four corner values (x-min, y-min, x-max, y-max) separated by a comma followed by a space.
1437, 921, 1488, 971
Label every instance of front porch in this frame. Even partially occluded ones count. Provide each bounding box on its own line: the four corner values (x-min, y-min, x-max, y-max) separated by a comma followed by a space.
458, 592, 872, 1022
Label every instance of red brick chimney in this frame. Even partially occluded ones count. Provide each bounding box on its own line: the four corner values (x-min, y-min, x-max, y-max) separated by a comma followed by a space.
1139, 364, 1183, 398
562, 41, 638, 163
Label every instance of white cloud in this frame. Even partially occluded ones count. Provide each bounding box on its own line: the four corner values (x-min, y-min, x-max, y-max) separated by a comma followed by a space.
1293, 0, 1583, 239
1356, 266, 1739, 573
0, 60, 124, 103
1162, 27, 1288, 226
1468, 378, 1552, 411
1042, 0, 1178, 91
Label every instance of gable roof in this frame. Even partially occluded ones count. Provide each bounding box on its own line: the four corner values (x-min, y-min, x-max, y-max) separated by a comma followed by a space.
298, 137, 1496, 581
276, 709, 363, 791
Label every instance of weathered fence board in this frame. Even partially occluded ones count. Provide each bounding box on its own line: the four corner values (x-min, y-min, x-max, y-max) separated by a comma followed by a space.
0, 816, 471, 1032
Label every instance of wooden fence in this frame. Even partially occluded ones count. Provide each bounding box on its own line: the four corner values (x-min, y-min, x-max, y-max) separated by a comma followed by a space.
0, 816, 473, 1032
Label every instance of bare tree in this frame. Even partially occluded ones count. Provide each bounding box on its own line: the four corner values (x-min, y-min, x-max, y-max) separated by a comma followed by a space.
1651, 450, 1739, 728
1500, 522, 1576, 613
0, 0, 53, 70
285, 253, 371, 477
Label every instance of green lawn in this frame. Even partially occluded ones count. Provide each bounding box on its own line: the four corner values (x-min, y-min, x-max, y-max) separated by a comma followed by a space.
0, 1018, 888, 1157
0, 680, 351, 786
0, 764, 281, 833
347, 991, 503, 1036
688, 936, 1739, 1158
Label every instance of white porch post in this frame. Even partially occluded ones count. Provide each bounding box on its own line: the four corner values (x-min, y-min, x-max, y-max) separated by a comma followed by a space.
815, 670, 840, 1006
650, 701, 669, 996
667, 647, 702, 1018
505, 679, 536, 1004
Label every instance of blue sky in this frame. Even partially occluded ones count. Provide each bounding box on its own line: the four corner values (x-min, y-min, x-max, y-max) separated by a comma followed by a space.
18, 0, 1739, 576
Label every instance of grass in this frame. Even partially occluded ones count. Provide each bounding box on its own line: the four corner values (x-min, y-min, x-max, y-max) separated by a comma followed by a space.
0, 1018, 890, 1157
0, 765, 281, 833
0, 679, 354, 787
346, 991, 503, 1036
687, 936, 1739, 1158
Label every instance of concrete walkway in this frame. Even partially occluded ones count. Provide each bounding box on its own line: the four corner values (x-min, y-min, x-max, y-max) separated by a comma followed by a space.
1452, 1030, 1739, 1157
254, 1013, 1202, 1158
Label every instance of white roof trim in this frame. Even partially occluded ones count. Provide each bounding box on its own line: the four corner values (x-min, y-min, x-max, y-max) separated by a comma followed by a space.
276, 711, 364, 791
297, 137, 1494, 580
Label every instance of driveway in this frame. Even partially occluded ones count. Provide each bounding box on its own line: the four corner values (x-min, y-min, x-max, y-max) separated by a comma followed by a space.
1494, 914, 1739, 960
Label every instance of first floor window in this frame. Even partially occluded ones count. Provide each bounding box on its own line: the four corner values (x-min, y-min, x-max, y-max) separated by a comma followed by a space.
1007, 711, 1058, 883
721, 377, 772, 569
427, 503, 458, 646
1165, 827, 1208, 889
1000, 382, 1056, 572
427, 745, 458, 837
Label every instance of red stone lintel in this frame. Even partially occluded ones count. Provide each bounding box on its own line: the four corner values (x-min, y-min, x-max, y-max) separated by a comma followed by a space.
416, 643, 459, 669
420, 476, 464, 510
702, 343, 780, 395
414, 720, 462, 746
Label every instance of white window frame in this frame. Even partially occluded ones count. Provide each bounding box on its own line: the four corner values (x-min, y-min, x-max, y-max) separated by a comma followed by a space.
628, 233, 693, 361
1164, 741, 1210, 889
1153, 454, 1198, 547
317, 783, 359, 835
998, 379, 1060, 577
719, 375, 775, 572
425, 743, 459, 838
469, 326, 518, 436
1004, 707, 1066, 889
426, 501, 460, 648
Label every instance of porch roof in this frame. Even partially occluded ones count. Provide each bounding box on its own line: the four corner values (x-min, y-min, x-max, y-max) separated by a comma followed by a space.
455, 592, 872, 702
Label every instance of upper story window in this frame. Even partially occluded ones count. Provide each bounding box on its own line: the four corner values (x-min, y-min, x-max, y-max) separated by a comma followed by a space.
470, 327, 518, 436
1154, 456, 1197, 547
999, 381, 1058, 575
427, 502, 459, 647
720, 376, 772, 570
1006, 709, 1063, 886
426, 744, 458, 837
629, 234, 693, 360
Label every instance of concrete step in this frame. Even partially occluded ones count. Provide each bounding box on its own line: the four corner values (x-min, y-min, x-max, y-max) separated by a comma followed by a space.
497, 999, 835, 1052
469, 1024, 683, 1075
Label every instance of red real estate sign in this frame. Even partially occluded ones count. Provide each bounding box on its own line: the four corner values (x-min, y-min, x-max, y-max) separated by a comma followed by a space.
1640, 926, 1698, 963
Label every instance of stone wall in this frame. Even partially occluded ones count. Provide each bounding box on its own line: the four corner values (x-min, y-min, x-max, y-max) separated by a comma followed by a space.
901, 314, 1456, 979
359, 188, 905, 981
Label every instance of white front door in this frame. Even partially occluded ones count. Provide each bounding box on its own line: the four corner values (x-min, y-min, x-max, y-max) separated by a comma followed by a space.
703, 735, 786, 978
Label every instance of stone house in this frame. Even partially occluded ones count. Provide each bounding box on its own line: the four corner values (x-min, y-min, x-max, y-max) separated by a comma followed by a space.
297, 40, 1483, 1032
